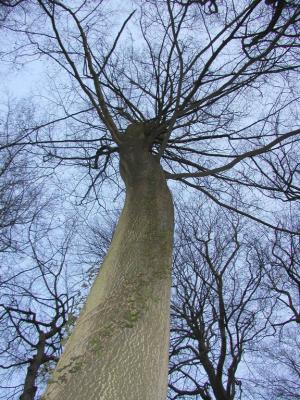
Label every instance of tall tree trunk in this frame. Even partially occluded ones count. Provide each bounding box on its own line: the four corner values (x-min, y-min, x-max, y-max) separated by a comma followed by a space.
42, 125, 174, 400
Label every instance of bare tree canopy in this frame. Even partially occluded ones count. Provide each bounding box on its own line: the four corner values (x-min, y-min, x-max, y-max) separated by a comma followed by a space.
0, 0, 299, 399
0, 0, 299, 228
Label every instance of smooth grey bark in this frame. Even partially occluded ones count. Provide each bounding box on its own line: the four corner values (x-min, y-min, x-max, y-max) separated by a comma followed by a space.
42, 125, 174, 400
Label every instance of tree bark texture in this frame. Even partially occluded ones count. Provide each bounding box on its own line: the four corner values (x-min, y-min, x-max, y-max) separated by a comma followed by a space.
42, 124, 174, 400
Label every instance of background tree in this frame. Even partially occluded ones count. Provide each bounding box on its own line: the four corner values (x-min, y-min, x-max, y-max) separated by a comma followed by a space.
0, 1, 299, 399
168, 200, 300, 400
247, 218, 300, 400
0, 225, 77, 400
0, 100, 85, 400
169, 202, 275, 400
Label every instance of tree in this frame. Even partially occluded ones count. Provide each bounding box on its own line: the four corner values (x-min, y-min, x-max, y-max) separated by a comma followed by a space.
0, 100, 83, 400
1, 1, 300, 399
247, 220, 300, 400
169, 202, 275, 400
0, 225, 77, 400
168, 201, 300, 400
